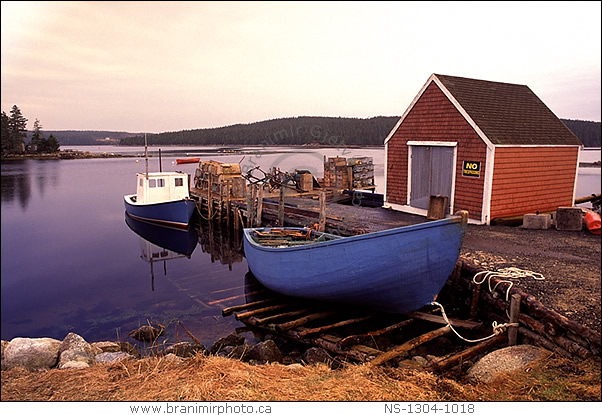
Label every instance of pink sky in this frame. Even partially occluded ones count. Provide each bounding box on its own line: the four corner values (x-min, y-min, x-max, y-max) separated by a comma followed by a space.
1, 1, 600, 132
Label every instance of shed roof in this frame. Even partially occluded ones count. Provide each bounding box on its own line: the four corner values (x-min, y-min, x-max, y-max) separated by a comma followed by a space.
433, 74, 582, 146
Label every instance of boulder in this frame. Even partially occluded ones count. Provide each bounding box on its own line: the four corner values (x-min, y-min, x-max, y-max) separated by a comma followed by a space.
209, 333, 245, 354
3, 337, 62, 370
246, 339, 282, 363
468, 345, 547, 383
91, 341, 121, 353
95, 352, 134, 364
129, 324, 166, 343
301, 347, 333, 365
58, 333, 96, 370
164, 342, 206, 358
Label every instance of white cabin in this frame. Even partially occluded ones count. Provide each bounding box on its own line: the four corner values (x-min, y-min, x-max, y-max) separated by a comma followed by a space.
135, 172, 190, 204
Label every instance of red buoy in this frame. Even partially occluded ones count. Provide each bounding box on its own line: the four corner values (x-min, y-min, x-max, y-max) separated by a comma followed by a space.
584, 210, 601, 235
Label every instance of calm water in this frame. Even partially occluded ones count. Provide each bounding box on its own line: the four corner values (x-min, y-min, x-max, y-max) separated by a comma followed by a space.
1, 146, 599, 346
0, 145, 365, 346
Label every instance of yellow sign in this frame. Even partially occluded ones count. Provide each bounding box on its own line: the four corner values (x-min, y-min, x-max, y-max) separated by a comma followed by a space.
462, 161, 481, 177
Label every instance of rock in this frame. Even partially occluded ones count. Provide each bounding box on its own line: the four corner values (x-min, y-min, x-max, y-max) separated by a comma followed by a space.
228, 344, 252, 360
3, 337, 62, 370
58, 333, 96, 370
209, 333, 245, 354
95, 352, 134, 364
163, 353, 184, 363
91, 341, 121, 353
1, 340, 8, 370
468, 345, 547, 383
118, 341, 140, 358
246, 339, 282, 363
301, 347, 332, 365
412, 355, 429, 367
129, 324, 166, 343
164, 342, 206, 358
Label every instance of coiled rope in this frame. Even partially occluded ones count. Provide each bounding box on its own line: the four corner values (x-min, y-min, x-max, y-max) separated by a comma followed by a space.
473, 267, 544, 304
431, 267, 543, 342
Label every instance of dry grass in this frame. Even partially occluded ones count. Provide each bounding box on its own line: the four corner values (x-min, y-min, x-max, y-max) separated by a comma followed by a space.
1, 353, 600, 402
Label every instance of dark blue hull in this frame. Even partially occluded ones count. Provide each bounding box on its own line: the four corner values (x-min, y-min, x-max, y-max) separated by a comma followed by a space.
243, 211, 468, 314
125, 213, 198, 256
124, 196, 196, 230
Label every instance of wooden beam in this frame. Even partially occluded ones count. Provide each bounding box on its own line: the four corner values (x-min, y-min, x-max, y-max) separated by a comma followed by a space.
368, 325, 452, 366
427, 335, 505, 372
406, 312, 483, 330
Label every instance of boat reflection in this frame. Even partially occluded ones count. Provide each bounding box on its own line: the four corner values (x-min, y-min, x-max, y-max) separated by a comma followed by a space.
125, 212, 198, 290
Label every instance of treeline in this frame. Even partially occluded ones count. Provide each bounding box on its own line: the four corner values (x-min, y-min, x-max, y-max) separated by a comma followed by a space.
118, 116, 400, 147
561, 119, 601, 147
118, 116, 601, 148
1, 105, 60, 156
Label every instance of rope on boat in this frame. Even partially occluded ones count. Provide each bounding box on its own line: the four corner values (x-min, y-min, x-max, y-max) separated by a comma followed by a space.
431, 301, 519, 343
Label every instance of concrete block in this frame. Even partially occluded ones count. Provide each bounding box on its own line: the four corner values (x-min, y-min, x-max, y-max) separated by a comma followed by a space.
555, 207, 583, 231
522, 213, 552, 230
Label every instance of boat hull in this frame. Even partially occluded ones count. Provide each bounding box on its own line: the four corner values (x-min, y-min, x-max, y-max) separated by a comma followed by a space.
176, 157, 201, 164
124, 195, 196, 230
243, 212, 468, 314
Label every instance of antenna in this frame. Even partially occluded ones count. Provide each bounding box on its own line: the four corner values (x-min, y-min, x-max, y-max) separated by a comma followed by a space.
144, 133, 149, 179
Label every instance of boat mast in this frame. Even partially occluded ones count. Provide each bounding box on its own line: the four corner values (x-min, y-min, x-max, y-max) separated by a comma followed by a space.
144, 133, 149, 179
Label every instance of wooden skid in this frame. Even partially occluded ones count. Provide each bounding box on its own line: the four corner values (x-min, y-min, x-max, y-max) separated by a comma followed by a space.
223, 293, 489, 366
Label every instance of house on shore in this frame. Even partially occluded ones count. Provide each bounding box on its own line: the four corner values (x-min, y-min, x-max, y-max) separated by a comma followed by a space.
384, 73, 583, 224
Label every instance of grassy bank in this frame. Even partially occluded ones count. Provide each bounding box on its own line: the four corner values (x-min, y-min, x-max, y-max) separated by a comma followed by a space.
2, 353, 600, 401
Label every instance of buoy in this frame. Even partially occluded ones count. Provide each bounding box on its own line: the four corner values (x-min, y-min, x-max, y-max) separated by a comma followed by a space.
584, 210, 601, 235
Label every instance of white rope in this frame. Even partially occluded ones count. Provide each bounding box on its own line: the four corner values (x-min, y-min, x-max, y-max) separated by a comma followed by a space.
431, 301, 519, 343
473, 267, 544, 303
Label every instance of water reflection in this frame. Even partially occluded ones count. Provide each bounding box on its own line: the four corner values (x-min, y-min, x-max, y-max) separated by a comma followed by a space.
125, 213, 198, 291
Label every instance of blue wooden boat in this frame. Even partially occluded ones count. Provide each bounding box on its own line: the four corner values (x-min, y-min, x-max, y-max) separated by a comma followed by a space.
243, 211, 468, 314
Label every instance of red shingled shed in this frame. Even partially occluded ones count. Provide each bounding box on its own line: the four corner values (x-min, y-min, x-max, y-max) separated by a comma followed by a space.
384, 74, 583, 225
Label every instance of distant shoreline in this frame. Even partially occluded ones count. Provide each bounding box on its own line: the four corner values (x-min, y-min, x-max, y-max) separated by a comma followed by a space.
1, 150, 135, 161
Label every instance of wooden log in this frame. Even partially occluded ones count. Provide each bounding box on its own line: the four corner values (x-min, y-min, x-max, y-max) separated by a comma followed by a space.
254, 309, 311, 325
310, 335, 377, 363
222, 299, 275, 316
256, 185, 263, 227
338, 318, 415, 349
508, 293, 521, 346
207, 290, 265, 305
318, 191, 326, 232
234, 304, 290, 320
368, 325, 452, 366
469, 282, 481, 318
297, 314, 376, 338
462, 260, 600, 350
518, 326, 573, 359
428, 334, 506, 372
278, 186, 285, 226
275, 311, 340, 332
406, 311, 482, 330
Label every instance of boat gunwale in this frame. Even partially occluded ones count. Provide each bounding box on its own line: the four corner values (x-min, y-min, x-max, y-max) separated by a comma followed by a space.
123, 194, 194, 207
243, 213, 467, 253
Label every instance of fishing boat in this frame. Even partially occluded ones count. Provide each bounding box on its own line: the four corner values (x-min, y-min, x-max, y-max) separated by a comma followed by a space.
176, 157, 201, 165
124, 135, 196, 229
243, 211, 469, 314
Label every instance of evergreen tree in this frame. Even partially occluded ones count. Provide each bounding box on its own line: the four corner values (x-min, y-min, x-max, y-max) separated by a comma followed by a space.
8, 105, 28, 154
1, 111, 10, 155
30, 118, 44, 152
46, 134, 60, 153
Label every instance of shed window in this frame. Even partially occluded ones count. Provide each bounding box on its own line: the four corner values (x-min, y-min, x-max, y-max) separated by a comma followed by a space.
175, 177, 184, 187
149, 179, 156, 188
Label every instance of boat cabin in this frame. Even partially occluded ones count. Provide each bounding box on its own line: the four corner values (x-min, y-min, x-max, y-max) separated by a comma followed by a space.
135, 172, 190, 204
